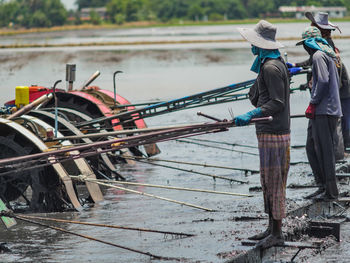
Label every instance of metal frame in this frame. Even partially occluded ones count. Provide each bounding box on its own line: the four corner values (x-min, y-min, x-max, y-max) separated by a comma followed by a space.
0, 117, 82, 211
20, 115, 104, 204
76, 79, 255, 128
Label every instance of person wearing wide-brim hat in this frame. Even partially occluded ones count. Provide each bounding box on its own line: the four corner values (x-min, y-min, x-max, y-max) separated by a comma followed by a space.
289, 12, 341, 69
298, 26, 341, 202
289, 11, 341, 68
306, 12, 341, 43
303, 12, 341, 68
288, 12, 349, 201
296, 12, 350, 194
237, 21, 284, 50
305, 11, 341, 31
235, 20, 291, 250
305, 12, 350, 154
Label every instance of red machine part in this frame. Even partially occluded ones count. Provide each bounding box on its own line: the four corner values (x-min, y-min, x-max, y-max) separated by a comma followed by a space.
5, 86, 58, 107
70, 90, 124, 130
5, 86, 144, 131
93, 89, 148, 130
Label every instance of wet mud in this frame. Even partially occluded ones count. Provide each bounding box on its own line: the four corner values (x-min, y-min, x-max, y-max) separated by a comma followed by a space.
0, 24, 350, 262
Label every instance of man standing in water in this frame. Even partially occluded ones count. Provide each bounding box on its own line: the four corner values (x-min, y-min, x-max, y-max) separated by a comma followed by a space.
235, 20, 290, 249
296, 26, 341, 201
288, 14, 348, 198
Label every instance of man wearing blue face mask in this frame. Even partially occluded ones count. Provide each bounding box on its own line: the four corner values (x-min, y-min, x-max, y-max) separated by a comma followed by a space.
236, 20, 291, 249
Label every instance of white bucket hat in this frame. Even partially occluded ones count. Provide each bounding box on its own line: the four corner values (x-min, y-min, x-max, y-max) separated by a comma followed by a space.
237, 20, 284, 50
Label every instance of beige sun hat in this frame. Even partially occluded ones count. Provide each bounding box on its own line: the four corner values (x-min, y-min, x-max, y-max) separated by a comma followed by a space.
237, 20, 284, 50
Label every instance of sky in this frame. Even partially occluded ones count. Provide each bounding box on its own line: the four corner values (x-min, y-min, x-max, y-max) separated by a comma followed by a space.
61, 0, 77, 10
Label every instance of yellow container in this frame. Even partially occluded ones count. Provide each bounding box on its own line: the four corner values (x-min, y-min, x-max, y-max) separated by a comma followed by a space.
15, 86, 29, 108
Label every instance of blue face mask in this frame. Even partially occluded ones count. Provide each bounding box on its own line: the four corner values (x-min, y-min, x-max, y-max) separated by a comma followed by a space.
251, 45, 259, 56
304, 37, 336, 58
250, 45, 281, 73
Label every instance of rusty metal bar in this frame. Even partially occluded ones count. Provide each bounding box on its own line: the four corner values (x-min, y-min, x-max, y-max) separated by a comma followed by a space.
0, 117, 272, 174
7, 93, 53, 120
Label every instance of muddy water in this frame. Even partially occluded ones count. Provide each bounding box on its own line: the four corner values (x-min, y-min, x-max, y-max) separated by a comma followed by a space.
0, 23, 350, 262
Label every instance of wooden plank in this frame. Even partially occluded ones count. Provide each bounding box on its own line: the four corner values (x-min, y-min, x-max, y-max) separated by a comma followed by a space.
0, 199, 17, 229
241, 240, 320, 249
309, 221, 340, 241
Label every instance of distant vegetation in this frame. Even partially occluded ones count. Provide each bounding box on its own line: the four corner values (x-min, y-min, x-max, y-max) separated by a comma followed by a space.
0, 0, 349, 28
0, 0, 67, 28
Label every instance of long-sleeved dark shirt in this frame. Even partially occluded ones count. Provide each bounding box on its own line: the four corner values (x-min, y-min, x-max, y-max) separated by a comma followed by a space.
311, 50, 342, 117
248, 57, 290, 134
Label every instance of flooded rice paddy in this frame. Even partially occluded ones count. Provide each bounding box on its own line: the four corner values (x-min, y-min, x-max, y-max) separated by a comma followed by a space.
0, 22, 350, 262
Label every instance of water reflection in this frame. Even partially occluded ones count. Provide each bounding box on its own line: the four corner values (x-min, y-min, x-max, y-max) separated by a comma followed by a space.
0, 22, 349, 46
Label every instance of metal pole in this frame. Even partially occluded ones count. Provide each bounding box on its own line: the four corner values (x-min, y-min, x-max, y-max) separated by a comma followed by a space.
113, 70, 123, 106
66, 64, 76, 91
197, 111, 225, 122
53, 80, 62, 138
123, 156, 259, 173
12, 214, 172, 260
17, 214, 194, 237
7, 93, 53, 120
83, 179, 214, 212
123, 156, 248, 183
89, 178, 253, 197
80, 71, 100, 90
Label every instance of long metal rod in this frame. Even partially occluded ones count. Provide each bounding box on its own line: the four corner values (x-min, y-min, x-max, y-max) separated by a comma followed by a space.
176, 139, 259, 156
113, 70, 123, 106
80, 71, 100, 90
76, 79, 255, 128
125, 156, 259, 173
17, 214, 194, 237
11, 214, 175, 260
53, 80, 62, 138
107, 90, 250, 127
0, 121, 231, 166
291, 114, 306, 118
88, 178, 253, 197
76, 178, 214, 212
112, 101, 165, 108
47, 123, 207, 141
122, 156, 248, 183
78, 77, 306, 130
183, 138, 258, 149
7, 93, 53, 120
0, 117, 272, 169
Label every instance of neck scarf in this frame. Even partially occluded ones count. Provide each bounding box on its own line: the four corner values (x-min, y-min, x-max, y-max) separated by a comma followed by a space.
250, 46, 281, 73
304, 37, 336, 58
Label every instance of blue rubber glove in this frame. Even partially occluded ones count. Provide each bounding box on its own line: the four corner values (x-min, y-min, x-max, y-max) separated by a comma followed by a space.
288, 67, 302, 76
235, 108, 262, 126
286, 62, 295, 68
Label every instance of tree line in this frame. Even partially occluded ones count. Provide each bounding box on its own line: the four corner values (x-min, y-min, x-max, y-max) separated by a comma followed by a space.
0, 0, 348, 28
0, 0, 67, 28
77, 0, 350, 24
